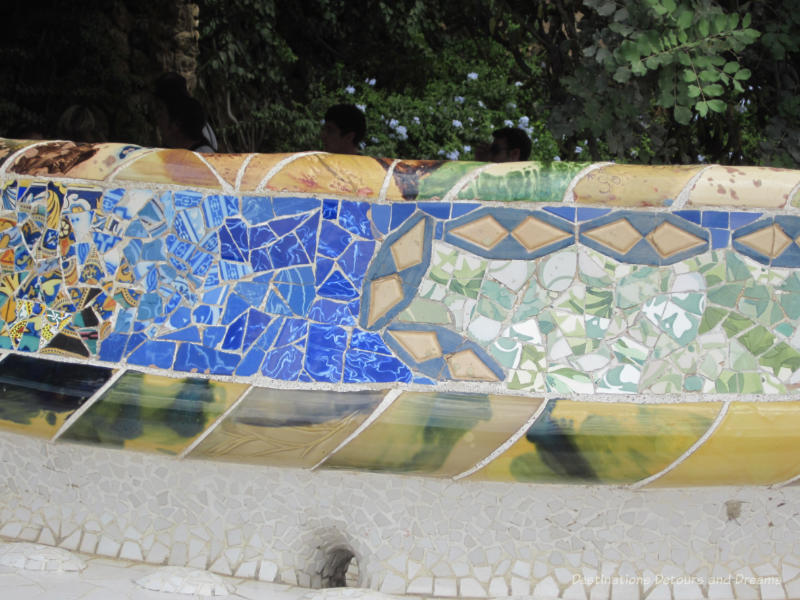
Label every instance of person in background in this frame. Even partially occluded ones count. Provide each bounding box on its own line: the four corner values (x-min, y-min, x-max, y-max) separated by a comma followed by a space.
155, 93, 214, 153
57, 104, 107, 143
321, 104, 366, 155
475, 126, 532, 162
154, 72, 218, 152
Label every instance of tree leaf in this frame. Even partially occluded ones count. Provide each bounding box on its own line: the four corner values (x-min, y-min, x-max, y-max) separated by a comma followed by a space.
687, 84, 701, 98
682, 68, 696, 82
708, 99, 727, 112
704, 83, 724, 96
676, 9, 693, 29
598, 1, 616, 16
631, 59, 647, 75
734, 68, 752, 80
645, 55, 661, 69
697, 18, 710, 37
699, 69, 719, 82
696, 100, 708, 117
674, 105, 692, 124
614, 66, 632, 83
723, 61, 739, 74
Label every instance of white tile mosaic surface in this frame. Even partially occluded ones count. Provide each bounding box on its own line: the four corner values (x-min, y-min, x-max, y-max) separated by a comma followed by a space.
2, 429, 800, 599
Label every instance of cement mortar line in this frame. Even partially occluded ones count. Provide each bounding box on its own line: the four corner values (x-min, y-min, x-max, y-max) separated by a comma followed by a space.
441, 162, 493, 203
629, 400, 731, 489
672, 164, 714, 210
309, 387, 403, 471
106, 148, 160, 183
177, 385, 257, 460
50, 367, 128, 442
562, 161, 613, 203
233, 154, 257, 192
192, 151, 232, 193
377, 158, 400, 204
452, 396, 551, 481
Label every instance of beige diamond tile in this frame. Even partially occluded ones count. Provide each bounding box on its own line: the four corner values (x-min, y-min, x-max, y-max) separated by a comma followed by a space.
646, 222, 706, 258
450, 215, 507, 250
738, 224, 792, 259
389, 330, 442, 362
511, 216, 572, 252
584, 219, 642, 254
391, 219, 426, 271
367, 274, 405, 327
446, 350, 499, 381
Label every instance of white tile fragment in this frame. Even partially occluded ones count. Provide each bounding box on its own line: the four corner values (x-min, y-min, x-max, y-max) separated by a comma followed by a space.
532, 575, 558, 598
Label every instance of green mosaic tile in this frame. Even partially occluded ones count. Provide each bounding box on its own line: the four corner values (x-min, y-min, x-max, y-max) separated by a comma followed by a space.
730, 339, 758, 371
585, 315, 610, 339
578, 252, 615, 288
476, 295, 506, 321
760, 342, 800, 376
698, 306, 727, 334
780, 292, 800, 319
762, 372, 788, 394
775, 322, 795, 338
515, 282, 549, 320
707, 283, 744, 308
449, 257, 486, 299
715, 370, 762, 394
546, 366, 593, 393
726, 251, 753, 282
398, 298, 452, 325
597, 364, 640, 393
738, 283, 771, 320
684, 375, 704, 392
416, 161, 484, 201
585, 288, 614, 319
554, 311, 586, 338
612, 337, 649, 366
738, 325, 775, 356
481, 279, 515, 310
490, 337, 522, 368
722, 313, 754, 338
780, 273, 800, 292
616, 267, 661, 310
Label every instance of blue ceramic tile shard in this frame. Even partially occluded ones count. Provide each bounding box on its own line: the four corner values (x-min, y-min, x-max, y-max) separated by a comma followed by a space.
244, 309, 271, 348
270, 214, 306, 236
169, 307, 192, 329
576, 207, 612, 221
544, 206, 576, 221
269, 234, 310, 268
125, 332, 147, 354
318, 270, 359, 300
222, 294, 251, 325
418, 202, 450, 219
136, 293, 162, 320
276, 281, 315, 315
350, 329, 394, 354
159, 326, 201, 343
262, 344, 303, 379
343, 350, 412, 383
174, 208, 205, 244
202, 285, 227, 305
254, 317, 284, 351
304, 324, 346, 382
710, 229, 730, 249
236, 348, 265, 376
275, 266, 315, 286
371, 205, 391, 234
174, 343, 239, 375
273, 196, 320, 216
174, 190, 202, 208
730, 212, 761, 229
114, 309, 134, 333
319, 221, 353, 258
451, 203, 479, 218
219, 227, 246, 262
222, 312, 248, 350
193, 305, 221, 325
674, 210, 701, 225
141, 239, 165, 261
101, 188, 125, 212
203, 325, 226, 347
226, 218, 249, 251
249, 223, 276, 249
315, 257, 334, 286
275, 318, 308, 347
391, 204, 416, 230
339, 201, 373, 239
296, 211, 320, 259
241, 195, 274, 225
166, 235, 193, 260
200, 231, 219, 253
308, 299, 355, 325
219, 260, 252, 281
266, 291, 292, 315
435, 222, 444, 239
413, 376, 435, 385
98, 333, 128, 361
250, 247, 272, 272
702, 211, 729, 228
187, 250, 213, 276
338, 241, 375, 287
234, 281, 269, 306
163, 291, 182, 315
323, 199, 338, 220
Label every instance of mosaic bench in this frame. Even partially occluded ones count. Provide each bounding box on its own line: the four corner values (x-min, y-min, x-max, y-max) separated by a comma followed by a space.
2, 137, 800, 599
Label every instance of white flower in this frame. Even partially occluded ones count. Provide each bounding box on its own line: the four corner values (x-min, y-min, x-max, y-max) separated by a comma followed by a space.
345, 85, 355, 94
554, 155, 561, 161
574, 146, 583, 154
389, 118, 399, 129
366, 78, 376, 86
507, 102, 517, 109
477, 100, 485, 108
463, 145, 472, 152
518, 116, 530, 127
412, 116, 420, 124
452, 119, 463, 128
514, 81, 523, 87
356, 103, 366, 112
396, 125, 408, 140
503, 119, 514, 127
446, 149, 460, 160
467, 72, 479, 80
370, 136, 379, 143
437, 149, 446, 156
454, 96, 465, 104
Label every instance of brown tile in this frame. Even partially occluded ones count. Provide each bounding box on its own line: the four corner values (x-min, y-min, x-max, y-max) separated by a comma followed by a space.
584, 219, 642, 254
367, 274, 405, 327
737, 223, 793, 258
511, 216, 572, 252
389, 330, 442, 362
390, 219, 426, 271
450, 215, 507, 250
647, 222, 706, 258
446, 350, 499, 381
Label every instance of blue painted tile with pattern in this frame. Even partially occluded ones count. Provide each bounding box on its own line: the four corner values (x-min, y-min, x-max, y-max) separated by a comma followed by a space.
340, 201, 374, 238
323, 199, 338, 220
241, 196, 273, 225
308, 299, 355, 326
221, 313, 247, 350
418, 202, 450, 219
343, 350, 412, 383
174, 343, 239, 375
319, 222, 352, 258
304, 324, 346, 382
159, 326, 201, 343
269, 234, 310, 268
273, 196, 320, 216
338, 241, 375, 287
296, 212, 320, 259
235, 348, 265, 376
262, 344, 303, 379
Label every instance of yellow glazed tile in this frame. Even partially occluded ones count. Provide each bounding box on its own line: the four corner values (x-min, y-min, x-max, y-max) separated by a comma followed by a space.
450, 215, 508, 250
512, 216, 572, 251
736, 224, 793, 259
113, 149, 222, 190
60, 371, 248, 455
265, 154, 388, 198
573, 164, 702, 206
199, 153, 253, 190
390, 219, 426, 270
0, 138, 40, 169
471, 400, 719, 484
446, 350, 500, 381
647, 222, 706, 258
321, 392, 543, 477
367, 274, 404, 327
58, 143, 150, 180
187, 388, 385, 468
651, 402, 800, 486
688, 165, 800, 208
388, 330, 442, 362
237, 153, 295, 191
584, 219, 642, 254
